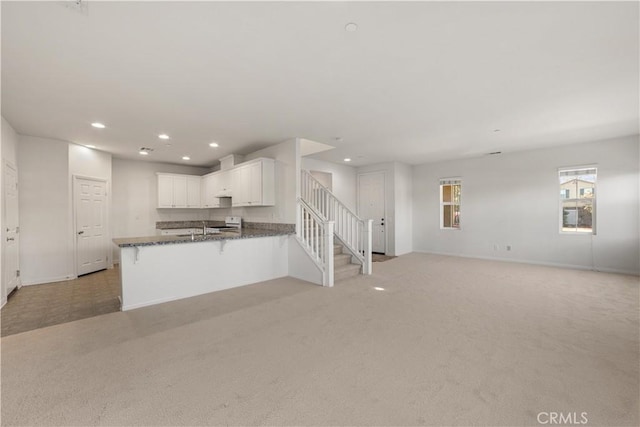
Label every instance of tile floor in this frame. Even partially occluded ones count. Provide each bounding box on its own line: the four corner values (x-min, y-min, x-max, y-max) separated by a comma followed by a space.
1, 267, 121, 337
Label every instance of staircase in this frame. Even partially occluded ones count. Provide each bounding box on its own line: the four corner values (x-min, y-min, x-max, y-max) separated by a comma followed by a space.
296, 170, 372, 287
333, 242, 362, 282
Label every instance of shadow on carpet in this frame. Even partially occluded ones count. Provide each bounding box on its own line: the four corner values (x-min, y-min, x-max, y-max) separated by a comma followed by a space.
372, 254, 397, 262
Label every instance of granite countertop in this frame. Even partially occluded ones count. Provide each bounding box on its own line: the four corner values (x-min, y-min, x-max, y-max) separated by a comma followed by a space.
113, 227, 294, 248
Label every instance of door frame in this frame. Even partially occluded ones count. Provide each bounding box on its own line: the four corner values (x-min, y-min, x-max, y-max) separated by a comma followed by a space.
2, 160, 21, 305
357, 170, 387, 255
72, 175, 110, 278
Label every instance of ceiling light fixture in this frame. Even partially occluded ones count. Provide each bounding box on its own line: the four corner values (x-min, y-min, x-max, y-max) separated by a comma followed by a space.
139, 147, 153, 155
209, 142, 219, 148
182, 156, 190, 161
91, 122, 105, 129
345, 22, 358, 32
158, 134, 170, 140
374, 287, 385, 291
344, 158, 352, 162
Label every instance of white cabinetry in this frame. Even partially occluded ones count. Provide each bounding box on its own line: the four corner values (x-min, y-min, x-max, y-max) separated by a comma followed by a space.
186, 176, 201, 208
201, 174, 216, 208
231, 158, 275, 207
159, 158, 274, 209
201, 171, 231, 208
157, 173, 201, 208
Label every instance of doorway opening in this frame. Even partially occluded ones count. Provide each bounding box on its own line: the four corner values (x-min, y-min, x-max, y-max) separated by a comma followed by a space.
358, 171, 386, 255
3, 161, 20, 301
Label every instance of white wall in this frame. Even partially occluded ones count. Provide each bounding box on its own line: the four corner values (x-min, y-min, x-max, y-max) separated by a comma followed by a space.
394, 162, 413, 255
302, 157, 357, 212
1, 117, 20, 304
111, 158, 210, 262
412, 135, 640, 275
18, 135, 73, 285
1, 117, 18, 166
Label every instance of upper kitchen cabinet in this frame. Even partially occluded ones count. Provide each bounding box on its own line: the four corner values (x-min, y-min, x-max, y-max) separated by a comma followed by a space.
157, 173, 201, 208
231, 158, 275, 207
201, 171, 231, 208
186, 176, 201, 208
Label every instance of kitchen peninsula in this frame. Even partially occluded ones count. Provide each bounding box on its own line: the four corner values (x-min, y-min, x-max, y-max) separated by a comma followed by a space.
113, 222, 294, 311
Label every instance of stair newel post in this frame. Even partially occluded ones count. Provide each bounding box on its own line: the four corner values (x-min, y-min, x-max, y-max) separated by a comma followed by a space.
325, 220, 335, 287
363, 219, 373, 275
296, 199, 302, 240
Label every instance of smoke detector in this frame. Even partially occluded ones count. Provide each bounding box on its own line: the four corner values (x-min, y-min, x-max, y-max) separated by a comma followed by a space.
63, 0, 88, 15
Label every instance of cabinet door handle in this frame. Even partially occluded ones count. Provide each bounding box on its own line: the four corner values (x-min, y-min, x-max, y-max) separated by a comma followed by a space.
6, 237, 14, 242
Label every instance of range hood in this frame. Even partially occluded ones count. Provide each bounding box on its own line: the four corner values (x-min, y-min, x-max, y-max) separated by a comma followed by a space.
215, 190, 232, 198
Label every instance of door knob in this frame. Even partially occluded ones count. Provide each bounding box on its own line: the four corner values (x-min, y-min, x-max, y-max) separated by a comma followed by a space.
78, 231, 84, 235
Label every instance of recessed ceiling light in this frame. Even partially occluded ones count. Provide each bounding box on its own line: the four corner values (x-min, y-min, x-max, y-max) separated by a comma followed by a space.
374, 287, 385, 291
182, 156, 190, 161
345, 22, 358, 32
91, 122, 105, 129
139, 151, 149, 156
158, 134, 170, 140
344, 158, 352, 162
209, 142, 219, 148
85, 144, 96, 149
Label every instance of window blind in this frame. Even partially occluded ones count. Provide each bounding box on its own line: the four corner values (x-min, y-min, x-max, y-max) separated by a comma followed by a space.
559, 167, 597, 177
440, 178, 462, 185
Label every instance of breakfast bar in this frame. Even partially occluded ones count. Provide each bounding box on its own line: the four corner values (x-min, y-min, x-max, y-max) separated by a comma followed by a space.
113, 225, 294, 311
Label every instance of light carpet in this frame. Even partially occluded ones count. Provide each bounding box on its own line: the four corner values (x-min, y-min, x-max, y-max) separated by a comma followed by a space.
1, 253, 638, 426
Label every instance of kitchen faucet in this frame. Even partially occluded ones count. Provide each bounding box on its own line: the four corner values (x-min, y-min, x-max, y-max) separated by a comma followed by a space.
202, 220, 207, 236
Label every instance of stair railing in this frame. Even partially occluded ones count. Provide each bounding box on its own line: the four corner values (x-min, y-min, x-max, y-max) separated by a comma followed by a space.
301, 170, 372, 275
297, 198, 334, 287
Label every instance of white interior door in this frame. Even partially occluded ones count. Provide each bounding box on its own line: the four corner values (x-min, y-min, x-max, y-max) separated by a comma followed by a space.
358, 172, 386, 254
3, 162, 20, 296
75, 177, 108, 276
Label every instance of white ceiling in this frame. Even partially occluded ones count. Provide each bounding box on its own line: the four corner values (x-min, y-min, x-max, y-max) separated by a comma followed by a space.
2, 1, 638, 167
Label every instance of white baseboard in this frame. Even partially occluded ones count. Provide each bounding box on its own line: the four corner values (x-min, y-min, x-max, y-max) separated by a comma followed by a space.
413, 250, 640, 276
122, 295, 177, 311
21, 274, 77, 286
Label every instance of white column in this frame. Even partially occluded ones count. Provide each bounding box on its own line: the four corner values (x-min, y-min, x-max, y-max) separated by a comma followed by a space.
363, 219, 373, 275
324, 221, 334, 287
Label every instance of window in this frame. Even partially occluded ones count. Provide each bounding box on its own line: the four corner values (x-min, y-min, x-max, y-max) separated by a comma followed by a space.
440, 178, 461, 229
559, 167, 596, 233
